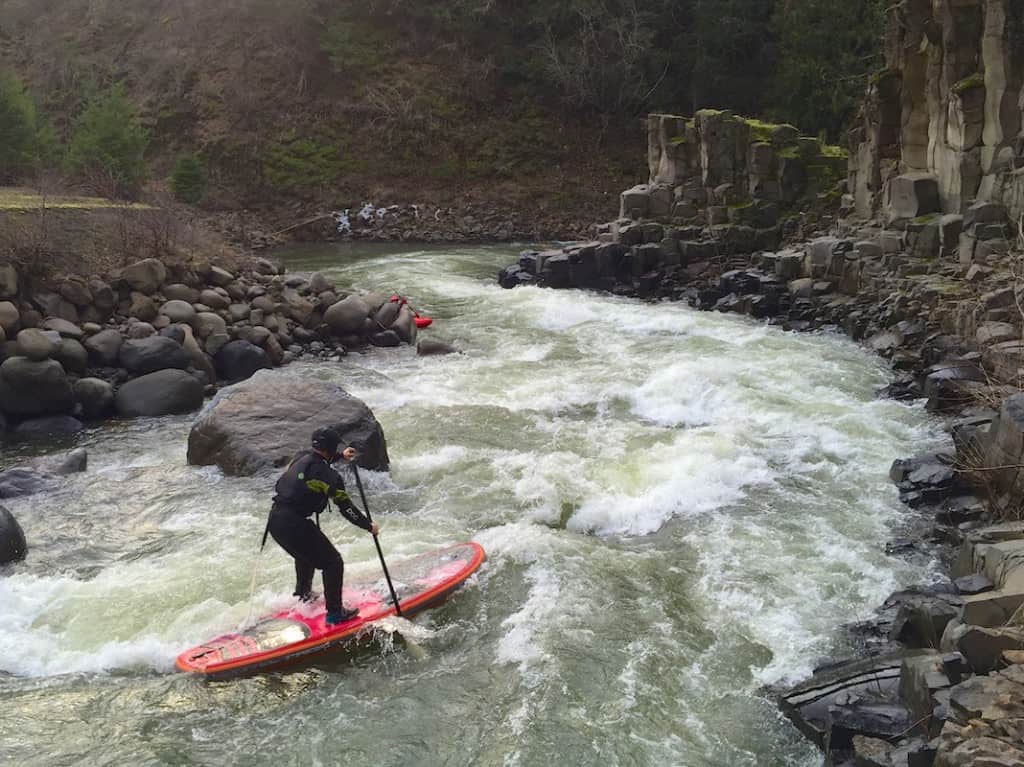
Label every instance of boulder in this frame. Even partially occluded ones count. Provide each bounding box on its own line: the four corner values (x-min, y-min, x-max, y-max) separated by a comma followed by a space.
391, 305, 418, 344
126, 321, 156, 339
417, 339, 459, 356
309, 272, 331, 294
0, 301, 19, 335
119, 336, 190, 375
16, 328, 56, 361
0, 357, 74, 416
74, 378, 115, 419
163, 283, 200, 304
179, 325, 216, 386
889, 173, 941, 221
325, 295, 371, 336
214, 340, 271, 383
159, 299, 197, 325
14, 415, 84, 436
187, 370, 389, 476
58, 277, 92, 307
52, 338, 88, 374
0, 505, 26, 565
369, 330, 401, 347
115, 369, 205, 417
41, 318, 84, 340
88, 277, 115, 314
207, 266, 235, 287
193, 312, 227, 340
32, 290, 79, 323
84, 329, 123, 366
128, 292, 158, 322
121, 258, 167, 294
0, 468, 56, 499
199, 289, 229, 311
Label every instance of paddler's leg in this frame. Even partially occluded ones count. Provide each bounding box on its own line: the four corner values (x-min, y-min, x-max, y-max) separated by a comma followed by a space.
269, 508, 320, 602
305, 526, 357, 625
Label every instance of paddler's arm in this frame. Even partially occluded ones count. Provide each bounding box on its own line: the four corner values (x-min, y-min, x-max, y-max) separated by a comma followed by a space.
325, 462, 380, 535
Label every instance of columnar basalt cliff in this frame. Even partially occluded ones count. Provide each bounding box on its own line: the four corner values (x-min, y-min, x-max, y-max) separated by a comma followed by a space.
848, 0, 1024, 224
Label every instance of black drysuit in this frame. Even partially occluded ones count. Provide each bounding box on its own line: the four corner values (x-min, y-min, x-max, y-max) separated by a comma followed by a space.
268, 451, 371, 615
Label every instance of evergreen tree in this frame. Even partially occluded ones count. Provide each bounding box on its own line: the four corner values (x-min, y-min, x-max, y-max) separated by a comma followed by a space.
771, 0, 886, 139
0, 70, 40, 183
67, 84, 148, 197
170, 153, 207, 204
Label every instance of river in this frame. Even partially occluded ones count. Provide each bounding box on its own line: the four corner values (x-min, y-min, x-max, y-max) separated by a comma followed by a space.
0, 243, 946, 766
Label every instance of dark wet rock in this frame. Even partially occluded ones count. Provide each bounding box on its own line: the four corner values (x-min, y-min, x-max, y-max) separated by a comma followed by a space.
952, 625, 1024, 674
888, 592, 963, 649
0, 505, 26, 565
0, 469, 56, 499
187, 369, 389, 476
214, 340, 271, 383
37, 448, 88, 476
119, 336, 190, 376
417, 339, 459, 356
13, 415, 84, 436
115, 369, 205, 418
369, 330, 401, 348
74, 378, 115, 419
0, 357, 74, 417
325, 295, 371, 336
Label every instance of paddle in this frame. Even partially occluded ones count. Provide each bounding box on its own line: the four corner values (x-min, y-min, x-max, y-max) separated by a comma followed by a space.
350, 462, 403, 617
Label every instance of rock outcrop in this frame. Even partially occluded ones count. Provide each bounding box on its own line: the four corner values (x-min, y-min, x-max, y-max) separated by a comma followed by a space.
0, 505, 26, 565
185, 370, 389, 476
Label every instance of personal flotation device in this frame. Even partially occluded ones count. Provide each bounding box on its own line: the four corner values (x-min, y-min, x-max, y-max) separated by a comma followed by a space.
390, 295, 433, 329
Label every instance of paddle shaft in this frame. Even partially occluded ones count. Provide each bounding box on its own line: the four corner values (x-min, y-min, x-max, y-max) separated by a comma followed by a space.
350, 463, 403, 617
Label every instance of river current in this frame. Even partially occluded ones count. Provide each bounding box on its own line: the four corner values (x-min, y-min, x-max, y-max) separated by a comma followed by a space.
0, 244, 945, 766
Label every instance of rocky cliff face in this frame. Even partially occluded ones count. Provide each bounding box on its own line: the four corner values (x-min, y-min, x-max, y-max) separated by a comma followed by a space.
849, 0, 1024, 224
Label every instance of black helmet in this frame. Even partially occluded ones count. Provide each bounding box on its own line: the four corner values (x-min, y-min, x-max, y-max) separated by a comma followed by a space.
311, 428, 341, 456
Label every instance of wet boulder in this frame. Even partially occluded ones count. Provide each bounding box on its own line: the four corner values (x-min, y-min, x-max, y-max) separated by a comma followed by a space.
0, 357, 74, 417
13, 415, 84, 436
84, 329, 123, 366
119, 336, 190, 376
325, 295, 371, 336
115, 369, 205, 418
187, 369, 389, 476
417, 339, 459, 356
0, 505, 26, 564
214, 340, 271, 383
74, 378, 115, 419
0, 448, 87, 499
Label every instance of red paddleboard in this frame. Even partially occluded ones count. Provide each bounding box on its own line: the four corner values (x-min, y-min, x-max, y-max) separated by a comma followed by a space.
176, 541, 484, 679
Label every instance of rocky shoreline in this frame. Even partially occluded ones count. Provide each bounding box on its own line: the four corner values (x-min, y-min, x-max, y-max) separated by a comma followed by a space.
496, 25, 1024, 758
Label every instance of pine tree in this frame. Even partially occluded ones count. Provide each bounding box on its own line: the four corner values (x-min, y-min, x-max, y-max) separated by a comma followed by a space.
170, 153, 207, 204
0, 70, 40, 183
67, 84, 148, 197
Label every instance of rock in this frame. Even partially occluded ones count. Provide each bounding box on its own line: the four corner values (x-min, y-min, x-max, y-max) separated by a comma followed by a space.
52, 338, 88, 373
227, 303, 250, 323
207, 266, 235, 286
32, 290, 78, 323
16, 328, 56, 361
199, 290, 229, 311
237, 325, 271, 347
37, 447, 88, 476
88, 277, 115, 314
163, 283, 200, 303
186, 370, 389, 476
417, 339, 459, 356
128, 292, 158, 322
391, 305, 417, 344
977, 322, 1018, 347
954, 625, 1024, 673
889, 174, 941, 221
369, 330, 401, 347
160, 299, 197, 325
0, 468, 56, 499
205, 333, 230, 357
955, 574, 994, 596
179, 325, 216, 387
14, 415, 84, 436
213, 340, 271, 383
325, 295, 371, 336
0, 301, 19, 335
115, 369, 205, 418
58, 277, 92, 307
125, 321, 156, 339
0, 357, 74, 416
0, 505, 26, 565
41, 318, 84, 339
119, 336, 190, 375
74, 377, 115, 419
193, 312, 226, 340
121, 258, 167, 294
309, 272, 331, 294
0, 264, 18, 300
84, 329, 123, 366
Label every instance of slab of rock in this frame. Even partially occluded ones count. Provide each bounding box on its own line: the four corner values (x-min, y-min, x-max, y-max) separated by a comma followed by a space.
187, 370, 389, 476
115, 369, 205, 418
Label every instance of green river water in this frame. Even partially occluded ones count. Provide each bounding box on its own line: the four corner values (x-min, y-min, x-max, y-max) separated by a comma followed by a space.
0, 243, 946, 766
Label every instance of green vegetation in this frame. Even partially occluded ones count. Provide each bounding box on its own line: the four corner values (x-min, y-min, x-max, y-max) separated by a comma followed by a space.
261, 131, 354, 193
170, 153, 207, 204
0, 70, 46, 183
66, 85, 148, 197
952, 73, 985, 95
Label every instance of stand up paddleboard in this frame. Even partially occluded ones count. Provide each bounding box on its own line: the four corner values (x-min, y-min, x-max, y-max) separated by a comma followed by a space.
176, 541, 484, 679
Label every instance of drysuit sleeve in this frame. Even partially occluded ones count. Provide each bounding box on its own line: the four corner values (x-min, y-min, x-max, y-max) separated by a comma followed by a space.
327, 465, 372, 532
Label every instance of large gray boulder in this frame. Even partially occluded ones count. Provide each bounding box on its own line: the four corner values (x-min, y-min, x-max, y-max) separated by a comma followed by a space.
160, 299, 197, 325
0, 301, 19, 335
53, 338, 88, 373
0, 357, 74, 416
325, 295, 371, 336
119, 336, 190, 375
0, 505, 26, 565
187, 370, 389, 476
74, 378, 115, 419
214, 340, 271, 383
16, 328, 56, 361
115, 369, 205, 417
84, 329, 123, 366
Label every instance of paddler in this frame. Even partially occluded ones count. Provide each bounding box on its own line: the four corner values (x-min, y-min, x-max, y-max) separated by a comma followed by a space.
267, 428, 379, 626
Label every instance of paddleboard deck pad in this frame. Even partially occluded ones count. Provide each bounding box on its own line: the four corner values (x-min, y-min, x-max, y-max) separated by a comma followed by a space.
176, 541, 484, 679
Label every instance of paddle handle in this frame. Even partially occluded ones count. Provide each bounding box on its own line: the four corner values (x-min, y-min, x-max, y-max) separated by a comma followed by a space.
351, 463, 403, 617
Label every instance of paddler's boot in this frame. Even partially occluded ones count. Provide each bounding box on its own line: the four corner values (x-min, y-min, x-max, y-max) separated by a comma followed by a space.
325, 606, 359, 626
294, 590, 320, 604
